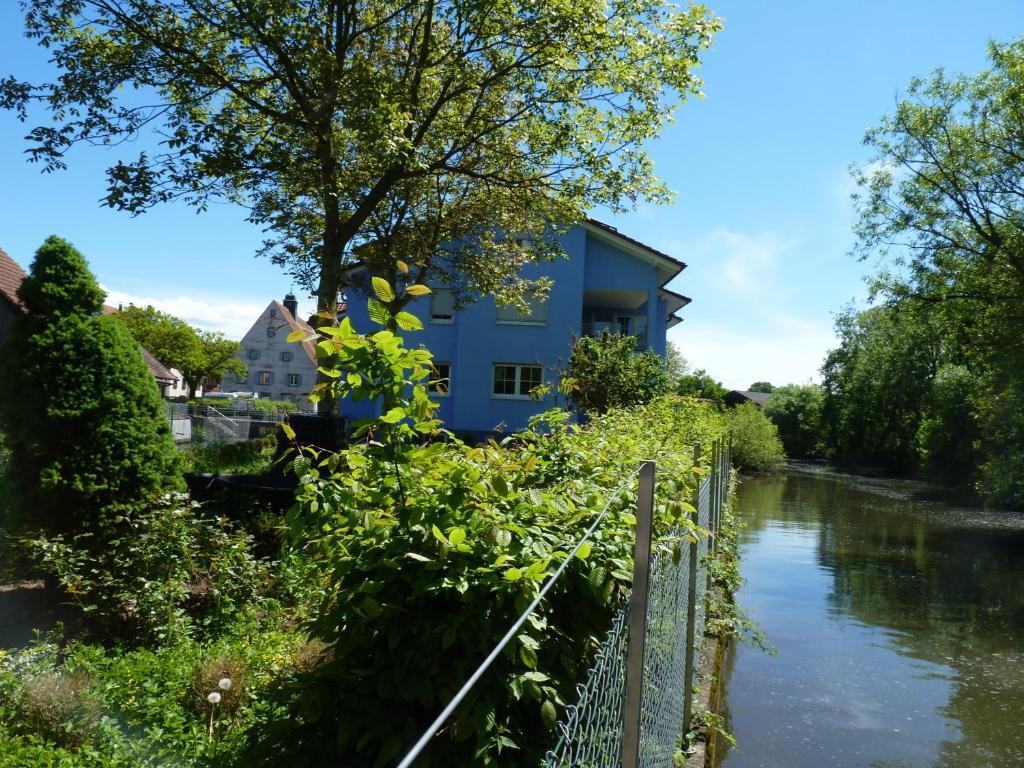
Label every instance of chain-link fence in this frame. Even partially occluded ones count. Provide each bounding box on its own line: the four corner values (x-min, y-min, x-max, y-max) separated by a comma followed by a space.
164, 401, 287, 447
397, 439, 732, 768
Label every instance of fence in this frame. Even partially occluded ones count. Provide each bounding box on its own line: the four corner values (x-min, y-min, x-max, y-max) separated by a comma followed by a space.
164, 402, 289, 446
397, 437, 732, 768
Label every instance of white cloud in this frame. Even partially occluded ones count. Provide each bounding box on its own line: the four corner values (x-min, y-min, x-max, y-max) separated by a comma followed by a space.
101, 286, 277, 339
688, 227, 796, 296
669, 316, 836, 390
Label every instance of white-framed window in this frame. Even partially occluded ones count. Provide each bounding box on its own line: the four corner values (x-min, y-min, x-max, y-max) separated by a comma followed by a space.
258, 371, 273, 386
492, 364, 542, 398
248, 349, 260, 360
429, 363, 451, 396
287, 373, 301, 387
267, 326, 276, 337
280, 351, 293, 362
495, 296, 547, 325
430, 289, 455, 323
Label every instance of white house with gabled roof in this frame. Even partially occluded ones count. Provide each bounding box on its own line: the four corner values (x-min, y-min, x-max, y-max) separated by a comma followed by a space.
218, 293, 319, 410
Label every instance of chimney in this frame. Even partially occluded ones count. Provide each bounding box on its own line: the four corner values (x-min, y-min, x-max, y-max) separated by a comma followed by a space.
283, 292, 298, 318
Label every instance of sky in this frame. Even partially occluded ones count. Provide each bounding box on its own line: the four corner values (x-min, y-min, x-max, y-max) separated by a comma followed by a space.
2, 2, 1023, 389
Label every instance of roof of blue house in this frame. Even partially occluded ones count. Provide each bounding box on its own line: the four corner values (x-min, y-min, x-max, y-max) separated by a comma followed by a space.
342, 219, 689, 436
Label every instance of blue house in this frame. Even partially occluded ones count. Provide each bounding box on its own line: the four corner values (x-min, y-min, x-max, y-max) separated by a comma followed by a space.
342, 219, 689, 436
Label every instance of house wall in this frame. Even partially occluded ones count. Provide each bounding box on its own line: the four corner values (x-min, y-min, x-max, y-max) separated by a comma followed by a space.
219, 301, 318, 409
342, 224, 681, 435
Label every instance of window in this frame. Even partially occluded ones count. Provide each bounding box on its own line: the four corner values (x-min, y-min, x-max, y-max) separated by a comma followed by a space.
269, 309, 277, 318
430, 289, 455, 323
429, 363, 451, 396
267, 325, 276, 337
247, 349, 260, 360
492, 364, 542, 398
259, 392, 272, 400
258, 371, 273, 386
495, 296, 548, 325
280, 351, 293, 362
287, 373, 301, 387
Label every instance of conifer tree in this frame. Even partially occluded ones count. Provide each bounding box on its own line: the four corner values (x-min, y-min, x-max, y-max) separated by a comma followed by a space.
0, 236, 179, 535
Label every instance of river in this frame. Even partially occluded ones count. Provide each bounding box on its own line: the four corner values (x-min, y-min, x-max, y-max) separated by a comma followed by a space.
714, 463, 1024, 768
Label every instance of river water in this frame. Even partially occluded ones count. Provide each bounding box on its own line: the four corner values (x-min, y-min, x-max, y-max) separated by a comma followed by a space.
715, 464, 1024, 768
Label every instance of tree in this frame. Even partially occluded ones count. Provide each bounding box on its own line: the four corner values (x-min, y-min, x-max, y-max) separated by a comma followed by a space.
763, 384, 824, 459
851, 37, 1024, 504
4, 1, 721, 407
0, 236, 179, 535
727, 402, 785, 472
675, 367, 727, 407
116, 305, 243, 396
566, 332, 669, 415
748, 381, 774, 393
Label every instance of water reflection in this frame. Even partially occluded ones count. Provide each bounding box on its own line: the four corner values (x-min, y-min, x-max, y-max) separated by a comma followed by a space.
716, 465, 1024, 768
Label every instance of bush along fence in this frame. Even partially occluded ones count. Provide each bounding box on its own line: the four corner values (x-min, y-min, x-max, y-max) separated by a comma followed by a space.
397, 437, 733, 768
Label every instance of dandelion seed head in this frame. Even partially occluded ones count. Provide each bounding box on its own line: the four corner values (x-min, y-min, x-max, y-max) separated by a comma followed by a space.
207, 691, 222, 705
218, 677, 232, 691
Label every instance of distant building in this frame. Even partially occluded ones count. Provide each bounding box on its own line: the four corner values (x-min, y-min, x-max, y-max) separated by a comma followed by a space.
218, 293, 318, 410
0, 247, 26, 348
724, 390, 771, 408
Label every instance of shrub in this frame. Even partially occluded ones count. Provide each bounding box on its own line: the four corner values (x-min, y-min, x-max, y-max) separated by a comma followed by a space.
18, 671, 99, 748
567, 331, 670, 414
182, 434, 278, 475
32, 493, 266, 643
0, 236, 180, 538
258, 290, 726, 767
728, 402, 785, 471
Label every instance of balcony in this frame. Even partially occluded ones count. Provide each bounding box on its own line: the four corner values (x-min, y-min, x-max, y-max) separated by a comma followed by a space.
581, 322, 648, 351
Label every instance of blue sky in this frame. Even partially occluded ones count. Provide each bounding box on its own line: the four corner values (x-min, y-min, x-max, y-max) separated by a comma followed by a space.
2, 1, 1022, 388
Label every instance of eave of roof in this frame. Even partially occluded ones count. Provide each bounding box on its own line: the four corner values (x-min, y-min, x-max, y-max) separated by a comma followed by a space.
0, 247, 27, 310
583, 218, 688, 283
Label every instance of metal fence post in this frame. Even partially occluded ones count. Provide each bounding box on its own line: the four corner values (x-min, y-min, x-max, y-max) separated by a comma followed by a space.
682, 444, 702, 737
621, 460, 656, 768
709, 439, 719, 554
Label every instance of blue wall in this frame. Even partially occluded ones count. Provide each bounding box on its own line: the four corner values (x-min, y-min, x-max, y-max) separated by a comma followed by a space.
342, 224, 680, 434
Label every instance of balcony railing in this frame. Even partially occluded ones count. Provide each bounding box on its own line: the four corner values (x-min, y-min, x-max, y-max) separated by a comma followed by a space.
581, 323, 648, 351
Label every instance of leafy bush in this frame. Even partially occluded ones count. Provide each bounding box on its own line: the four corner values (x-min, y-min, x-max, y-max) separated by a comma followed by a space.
31, 493, 266, 643
567, 331, 670, 414
182, 435, 278, 475
260, 287, 726, 766
0, 236, 180, 538
728, 402, 785, 472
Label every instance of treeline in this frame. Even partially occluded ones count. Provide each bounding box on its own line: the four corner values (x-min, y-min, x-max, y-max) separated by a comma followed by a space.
803, 40, 1024, 510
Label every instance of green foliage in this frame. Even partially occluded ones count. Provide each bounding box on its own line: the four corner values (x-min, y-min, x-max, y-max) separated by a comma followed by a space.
5, 0, 721, 387
182, 435, 278, 476
0, 236, 180, 537
763, 384, 825, 459
262, 292, 727, 766
567, 331, 670, 415
675, 368, 728, 408
728, 403, 786, 472
748, 381, 774, 394
845, 39, 1024, 507
32, 493, 266, 644
0, 619, 307, 767
117, 306, 243, 396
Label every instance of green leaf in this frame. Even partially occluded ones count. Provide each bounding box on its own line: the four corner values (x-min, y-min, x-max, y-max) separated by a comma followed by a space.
380, 407, 405, 424
504, 567, 523, 582
281, 423, 296, 441
448, 527, 466, 546
431, 525, 449, 546
495, 529, 513, 547
372, 277, 395, 302
588, 566, 608, 594
395, 311, 423, 331
286, 328, 308, 343
519, 644, 537, 669
405, 284, 431, 296
575, 541, 592, 560
368, 298, 391, 326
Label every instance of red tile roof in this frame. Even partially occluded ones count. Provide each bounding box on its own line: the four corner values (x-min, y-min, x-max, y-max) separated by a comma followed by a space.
0, 247, 27, 310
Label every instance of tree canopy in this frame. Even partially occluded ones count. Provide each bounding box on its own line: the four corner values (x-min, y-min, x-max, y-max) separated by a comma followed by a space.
566, 332, 669, 415
3, 1, 720, 358
115, 305, 243, 396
